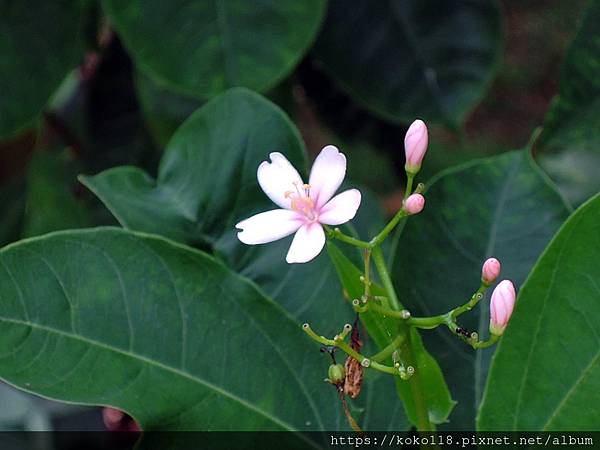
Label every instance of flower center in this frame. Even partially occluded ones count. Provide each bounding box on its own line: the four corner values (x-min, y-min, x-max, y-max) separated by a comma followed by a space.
285, 182, 317, 221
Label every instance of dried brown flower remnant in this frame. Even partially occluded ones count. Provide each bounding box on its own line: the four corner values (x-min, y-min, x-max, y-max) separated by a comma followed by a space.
343, 323, 364, 399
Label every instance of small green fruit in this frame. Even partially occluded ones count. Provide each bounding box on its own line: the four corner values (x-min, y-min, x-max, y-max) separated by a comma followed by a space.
328, 363, 346, 384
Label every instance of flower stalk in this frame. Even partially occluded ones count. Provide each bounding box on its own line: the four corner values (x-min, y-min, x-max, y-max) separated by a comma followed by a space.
302, 323, 403, 376
238, 119, 517, 433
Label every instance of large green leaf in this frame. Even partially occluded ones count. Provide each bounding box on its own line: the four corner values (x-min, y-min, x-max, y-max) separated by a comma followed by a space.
313, 0, 502, 127
81, 88, 406, 430
538, 0, 600, 205
0, 1, 86, 138
392, 151, 570, 429
478, 193, 600, 430
0, 228, 344, 433
81, 87, 356, 332
80, 88, 306, 246
103, 0, 326, 99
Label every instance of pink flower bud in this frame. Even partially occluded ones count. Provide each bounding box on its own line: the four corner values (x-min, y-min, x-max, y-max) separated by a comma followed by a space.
481, 258, 501, 285
404, 119, 429, 173
489, 280, 516, 336
404, 193, 425, 215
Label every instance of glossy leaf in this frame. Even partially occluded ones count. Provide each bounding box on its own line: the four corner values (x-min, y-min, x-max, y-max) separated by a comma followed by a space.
478, 193, 600, 430
327, 242, 455, 426
80, 88, 306, 246
313, 0, 502, 127
392, 151, 570, 429
82, 87, 350, 331
0, 1, 86, 138
103, 0, 326, 98
81, 89, 406, 429
538, 0, 600, 205
0, 228, 344, 432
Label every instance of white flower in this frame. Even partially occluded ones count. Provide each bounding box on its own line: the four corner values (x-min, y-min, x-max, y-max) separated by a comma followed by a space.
236, 145, 362, 263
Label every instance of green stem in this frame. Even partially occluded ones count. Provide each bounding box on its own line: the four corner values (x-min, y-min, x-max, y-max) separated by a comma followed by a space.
402, 333, 434, 432
408, 314, 448, 329
371, 334, 405, 363
363, 249, 372, 298
327, 171, 414, 250
450, 284, 487, 318
408, 284, 490, 329
369, 210, 410, 248
325, 226, 371, 248
371, 247, 401, 310
404, 173, 415, 200
302, 324, 398, 376
473, 334, 500, 349
371, 246, 434, 432
368, 301, 410, 320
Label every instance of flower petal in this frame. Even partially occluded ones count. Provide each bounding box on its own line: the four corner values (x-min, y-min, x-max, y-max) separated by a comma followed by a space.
236, 209, 302, 244
308, 145, 347, 209
286, 223, 326, 264
257, 152, 304, 209
318, 189, 362, 225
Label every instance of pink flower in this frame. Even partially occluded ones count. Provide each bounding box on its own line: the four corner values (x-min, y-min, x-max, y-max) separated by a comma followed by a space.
481, 258, 501, 285
236, 146, 362, 263
403, 193, 425, 215
404, 119, 428, 173
489, 280, 516, 336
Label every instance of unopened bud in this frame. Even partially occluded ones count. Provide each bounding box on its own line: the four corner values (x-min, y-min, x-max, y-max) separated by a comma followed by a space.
328, 363, 346, 384
403, 193, 425, 215
404, 119, 428, 174
481, 258, 501, 285
489, 280, 516, 336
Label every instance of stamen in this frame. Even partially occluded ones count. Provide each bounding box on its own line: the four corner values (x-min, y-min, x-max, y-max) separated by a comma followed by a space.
284, 182, 317, 221
291, 181, 302, 197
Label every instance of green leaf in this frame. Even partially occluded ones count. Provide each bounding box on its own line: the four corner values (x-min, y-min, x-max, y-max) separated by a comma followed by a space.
23, 150, 93, 238
103, 0, 326, 99
392, 151, 570, 429
0, 1, 86, 138
327, 242, 455, 426
478, 193, 600, 430
81, 87, 414, 429
80, 88, 306, 246
313, 0, 502, 128
135, 71, 202, 148
81, 88, 409, 430
538, 0, 600, 205
0, 228, 344, 432
81, 86, 345, 331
